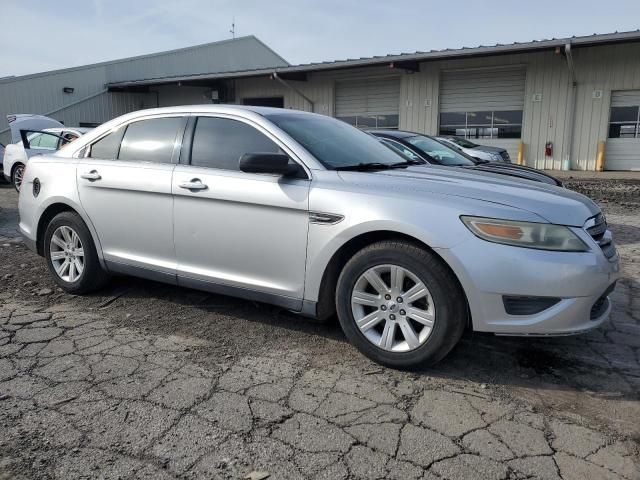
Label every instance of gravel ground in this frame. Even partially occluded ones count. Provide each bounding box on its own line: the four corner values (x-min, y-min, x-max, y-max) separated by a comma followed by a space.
0, 179, 638, 480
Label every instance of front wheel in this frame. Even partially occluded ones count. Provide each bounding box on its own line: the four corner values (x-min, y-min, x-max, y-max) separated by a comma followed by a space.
336, 240, 467, 368
12, 163, 25, 192
44, 211, 109, 294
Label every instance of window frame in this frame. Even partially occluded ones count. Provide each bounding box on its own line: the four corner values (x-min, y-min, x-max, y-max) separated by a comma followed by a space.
81, 113, 188, 163
608, 105, 640, 139
438, 110, 523, 139
181, 113, 311, 179
337, 114, 399, 130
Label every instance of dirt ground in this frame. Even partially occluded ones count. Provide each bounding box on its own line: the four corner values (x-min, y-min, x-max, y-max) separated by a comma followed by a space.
0, 177, 638, 480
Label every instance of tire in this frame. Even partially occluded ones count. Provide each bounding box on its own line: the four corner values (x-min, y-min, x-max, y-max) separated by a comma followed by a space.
336, 240, 467, 368
44, 211, 109, 294
12, 163, 25, 192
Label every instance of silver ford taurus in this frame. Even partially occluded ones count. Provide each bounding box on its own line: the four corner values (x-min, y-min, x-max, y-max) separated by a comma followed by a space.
17, 106, 620, 367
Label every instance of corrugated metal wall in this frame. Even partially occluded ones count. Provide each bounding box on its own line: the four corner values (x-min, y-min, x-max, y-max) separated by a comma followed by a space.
0, 36, 287, 144
232, 42, 639, 170
400, 43, 640, 170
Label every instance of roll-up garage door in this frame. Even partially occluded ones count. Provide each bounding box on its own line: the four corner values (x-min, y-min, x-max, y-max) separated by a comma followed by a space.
335, 77, 400, 129
605, 90, 640, 171
439, 67, 526, 112
439, 66, 526, 160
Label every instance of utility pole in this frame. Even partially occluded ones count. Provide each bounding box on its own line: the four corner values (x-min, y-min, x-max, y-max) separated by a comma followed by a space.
230, 16, 235, 39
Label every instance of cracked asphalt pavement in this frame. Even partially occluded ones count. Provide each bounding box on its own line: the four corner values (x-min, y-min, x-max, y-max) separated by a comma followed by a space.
0, 179, 639, 480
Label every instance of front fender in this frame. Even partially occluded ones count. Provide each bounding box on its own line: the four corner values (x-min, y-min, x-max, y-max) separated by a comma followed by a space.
303, 185, 546, 303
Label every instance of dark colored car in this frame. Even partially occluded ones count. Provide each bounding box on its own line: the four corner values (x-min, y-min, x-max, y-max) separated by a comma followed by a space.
369, 130, 562, 187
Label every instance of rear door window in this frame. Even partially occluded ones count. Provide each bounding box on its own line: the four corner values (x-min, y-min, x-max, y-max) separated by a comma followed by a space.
190, 116, 282, 171
118, 117, 183, 163
27, 132, 60, 150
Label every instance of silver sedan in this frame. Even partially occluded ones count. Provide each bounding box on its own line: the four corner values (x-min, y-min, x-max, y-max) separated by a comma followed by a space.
17, 106, 619, 367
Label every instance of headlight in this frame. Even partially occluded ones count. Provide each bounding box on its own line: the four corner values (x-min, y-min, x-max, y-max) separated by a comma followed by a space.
490, 153, 502, 161
460, 216, 589, 251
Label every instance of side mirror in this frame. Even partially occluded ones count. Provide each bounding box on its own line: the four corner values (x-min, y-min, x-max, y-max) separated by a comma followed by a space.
239, 153, 304, 177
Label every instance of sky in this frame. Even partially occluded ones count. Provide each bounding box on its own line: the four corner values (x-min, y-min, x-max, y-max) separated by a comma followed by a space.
1, 0, 639, 78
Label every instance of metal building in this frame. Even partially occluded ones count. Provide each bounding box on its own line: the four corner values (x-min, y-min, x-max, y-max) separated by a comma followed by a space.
3, 31, 640, 170
0, 36, 288, 145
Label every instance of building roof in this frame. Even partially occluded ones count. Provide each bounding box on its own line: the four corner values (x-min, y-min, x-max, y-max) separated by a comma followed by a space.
0, 36, 289, 86
107, 30, 640, 88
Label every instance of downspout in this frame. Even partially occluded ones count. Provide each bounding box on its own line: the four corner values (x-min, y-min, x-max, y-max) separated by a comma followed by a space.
271, 72, 315, 111
564, 42, 577, 170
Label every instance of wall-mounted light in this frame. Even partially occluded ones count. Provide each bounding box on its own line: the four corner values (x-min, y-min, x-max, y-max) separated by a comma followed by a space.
63, 87, 74, 94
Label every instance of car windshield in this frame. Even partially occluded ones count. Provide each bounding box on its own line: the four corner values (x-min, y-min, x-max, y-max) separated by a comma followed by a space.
264, 113, 405, 169
407, 135, 475, 166
448, 137, 478, 148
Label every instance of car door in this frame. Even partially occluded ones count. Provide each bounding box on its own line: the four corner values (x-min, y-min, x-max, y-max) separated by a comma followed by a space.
77, 115, 186, 280
172, 115, 310, 308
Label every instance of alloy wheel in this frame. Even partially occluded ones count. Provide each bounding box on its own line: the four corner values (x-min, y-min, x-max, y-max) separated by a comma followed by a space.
49, 225, 85, 283
351, 264, 435, 352
13, 165, 24, 192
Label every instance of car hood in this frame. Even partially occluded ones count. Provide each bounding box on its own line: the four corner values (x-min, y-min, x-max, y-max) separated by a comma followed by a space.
337, 165, 598, 226
471, 145, 506, 153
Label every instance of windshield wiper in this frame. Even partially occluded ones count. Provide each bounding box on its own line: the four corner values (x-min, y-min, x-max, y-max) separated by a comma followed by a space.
334, 161, 417, 171
391, 159, 425, 167
334, 162, 395, 171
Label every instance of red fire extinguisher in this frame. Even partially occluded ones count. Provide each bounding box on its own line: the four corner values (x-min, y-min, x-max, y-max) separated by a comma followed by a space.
545, 141, 553, 157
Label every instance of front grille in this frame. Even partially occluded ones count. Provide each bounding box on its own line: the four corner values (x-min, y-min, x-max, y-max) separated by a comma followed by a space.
590, 282, 616, 320
500, 151, 510, 161
503, 296, 561, 315
586, 213, 616, 259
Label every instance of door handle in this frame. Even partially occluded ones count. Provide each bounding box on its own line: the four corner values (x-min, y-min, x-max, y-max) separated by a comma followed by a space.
81, 170, 101, 181
178, 179, 208, 191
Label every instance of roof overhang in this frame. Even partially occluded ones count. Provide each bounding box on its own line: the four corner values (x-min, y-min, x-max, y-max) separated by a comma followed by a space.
107, 30, 640, 90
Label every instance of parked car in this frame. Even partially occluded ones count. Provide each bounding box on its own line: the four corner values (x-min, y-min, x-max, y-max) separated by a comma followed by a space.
371, 130, 562, 187
437, 135, 511, 163
2, 114, 91, 191
0, 142, 5, 181
18, 106, 618, 368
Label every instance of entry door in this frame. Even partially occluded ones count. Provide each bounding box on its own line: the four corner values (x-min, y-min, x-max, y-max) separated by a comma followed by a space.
172, 116, 310, 306
77, 116, 185, 276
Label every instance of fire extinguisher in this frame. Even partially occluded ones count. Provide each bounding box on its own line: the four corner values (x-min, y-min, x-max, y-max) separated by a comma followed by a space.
545, 141, 553, 157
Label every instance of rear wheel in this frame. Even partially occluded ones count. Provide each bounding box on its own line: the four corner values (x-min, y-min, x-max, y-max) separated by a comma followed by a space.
336, 240, 467, 368
44, 212, 109, 294
12, 163, 24, 192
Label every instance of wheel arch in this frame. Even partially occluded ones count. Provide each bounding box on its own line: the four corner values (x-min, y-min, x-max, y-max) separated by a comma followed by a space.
314, 230, 470, 325
36, 200, 106, 269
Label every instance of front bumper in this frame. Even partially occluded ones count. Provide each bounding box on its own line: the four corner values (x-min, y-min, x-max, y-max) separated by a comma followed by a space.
437, 231, 620, 335
20, 224, 37, 254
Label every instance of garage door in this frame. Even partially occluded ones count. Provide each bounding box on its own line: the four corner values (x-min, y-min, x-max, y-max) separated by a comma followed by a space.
605, 90, 640, 171
439, 67, 526, 160
335, 77, 400, 129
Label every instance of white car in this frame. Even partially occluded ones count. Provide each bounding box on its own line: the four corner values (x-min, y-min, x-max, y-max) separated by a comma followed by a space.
0, 142, 5, 181
2, 114, 91, 191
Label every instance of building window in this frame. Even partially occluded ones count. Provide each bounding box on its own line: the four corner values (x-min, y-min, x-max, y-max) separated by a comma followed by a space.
337, 114, 399, 130
439, 110, 522, 139
608, 105, 639, 138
